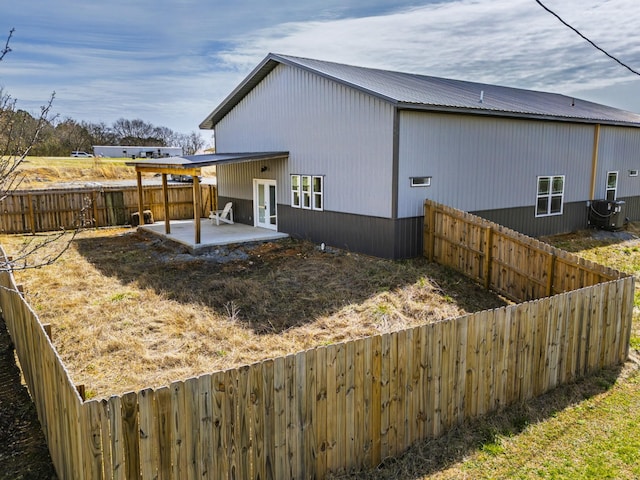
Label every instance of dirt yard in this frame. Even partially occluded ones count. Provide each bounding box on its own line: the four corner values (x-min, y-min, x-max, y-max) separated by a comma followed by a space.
2, 228, 506, 399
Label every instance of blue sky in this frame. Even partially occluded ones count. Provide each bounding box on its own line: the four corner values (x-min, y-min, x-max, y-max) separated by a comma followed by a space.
2, 0, 640, 137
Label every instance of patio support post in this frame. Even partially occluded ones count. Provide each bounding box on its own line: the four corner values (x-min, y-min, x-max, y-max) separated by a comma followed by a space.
193, 174, 201, 244
162, 173, 171, 234
136, 170, 145, 225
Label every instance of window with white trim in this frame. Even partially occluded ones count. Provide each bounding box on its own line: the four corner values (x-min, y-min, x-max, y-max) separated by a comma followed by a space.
312, 176, 323, 210
291, 174, 324, 211
291, 174, 301, 207
301, 175, 311, 209
536, 175, 564, 217
410, 176, 431, 187
606, 171, 618, 201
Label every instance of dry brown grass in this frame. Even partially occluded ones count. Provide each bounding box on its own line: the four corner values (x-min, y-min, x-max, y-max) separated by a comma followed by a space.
14, 156, 147, 188
1, 227, 506, 399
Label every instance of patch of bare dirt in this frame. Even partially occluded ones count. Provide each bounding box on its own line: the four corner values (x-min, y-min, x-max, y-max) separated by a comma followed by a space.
0, 316, 57, 480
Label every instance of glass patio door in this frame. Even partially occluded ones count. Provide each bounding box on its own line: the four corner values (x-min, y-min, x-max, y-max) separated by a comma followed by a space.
254, 179, 277, 230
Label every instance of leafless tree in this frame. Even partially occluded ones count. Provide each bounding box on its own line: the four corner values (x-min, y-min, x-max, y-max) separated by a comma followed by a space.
175, 131, 205, 155
0, 28, 82, 272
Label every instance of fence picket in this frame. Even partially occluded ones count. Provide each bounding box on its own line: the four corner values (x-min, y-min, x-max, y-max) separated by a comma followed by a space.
154, 387, 171, 480
121, 391, 140, 479
250, 362, 265, 480
238, 366, 251, 479
272, 356, 286, 478
170, 381, 187, 479
138, 389, 156, 480
198, 375, 213, 480
211, 371, 228, 478
304, 349, 317, 477
344, 342, 356, 472
314, 348, 328, 477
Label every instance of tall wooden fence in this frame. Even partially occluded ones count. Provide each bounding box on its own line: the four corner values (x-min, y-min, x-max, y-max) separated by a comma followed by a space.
0, 184, 217, 234
0, 201, 634, 479
424, 199, 622, 303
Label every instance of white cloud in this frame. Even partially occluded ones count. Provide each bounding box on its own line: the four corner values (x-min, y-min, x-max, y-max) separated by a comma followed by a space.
2, 0, 640, 133
217, 0, 640, 111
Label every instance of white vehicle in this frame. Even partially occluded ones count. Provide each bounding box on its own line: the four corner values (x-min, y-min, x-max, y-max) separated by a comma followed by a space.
71, 151, 94, 157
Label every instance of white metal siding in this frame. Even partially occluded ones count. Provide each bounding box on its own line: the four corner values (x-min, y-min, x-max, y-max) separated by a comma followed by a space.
397, 112, 594, 217
595, 126, 640, 199
215, 64, 396, 217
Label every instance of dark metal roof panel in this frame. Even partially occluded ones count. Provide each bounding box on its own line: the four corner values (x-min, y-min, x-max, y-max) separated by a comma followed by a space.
200, 53, 640, 129
126, 152, 289, 169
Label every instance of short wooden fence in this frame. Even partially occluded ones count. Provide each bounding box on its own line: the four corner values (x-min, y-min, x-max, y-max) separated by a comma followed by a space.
0, 184, 217, 234
0, 201, 634, 479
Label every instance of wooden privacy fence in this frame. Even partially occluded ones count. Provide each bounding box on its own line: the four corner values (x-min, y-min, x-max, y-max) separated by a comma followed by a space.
0, 203, 634, 478
424, 199, 623, 303
0, 184, 217, 234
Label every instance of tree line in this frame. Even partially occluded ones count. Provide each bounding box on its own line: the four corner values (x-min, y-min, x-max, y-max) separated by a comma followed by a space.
5, 112, 208, 157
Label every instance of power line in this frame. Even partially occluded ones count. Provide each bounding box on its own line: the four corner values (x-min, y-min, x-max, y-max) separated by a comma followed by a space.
534, 0, 640, 77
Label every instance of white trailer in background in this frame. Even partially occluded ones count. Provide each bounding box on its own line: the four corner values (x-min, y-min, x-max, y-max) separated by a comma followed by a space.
93, 145, 183, 158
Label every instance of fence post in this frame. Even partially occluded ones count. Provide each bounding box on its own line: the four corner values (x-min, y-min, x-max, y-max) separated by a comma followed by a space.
483, 226, 492, 290
424, 201, 436, 262
27, 193, 36, 234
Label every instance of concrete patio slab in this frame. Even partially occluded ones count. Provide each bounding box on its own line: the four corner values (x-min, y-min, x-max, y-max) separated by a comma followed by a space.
138, 219, 289, 253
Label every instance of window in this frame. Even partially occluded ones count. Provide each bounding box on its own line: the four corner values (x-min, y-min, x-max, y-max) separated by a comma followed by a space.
629, 170, 638, 177
312, 176, 323, 210
292, 174, 324, 211
410, 176, 431, 187
301, 175, 311, 209
291, 175, 300, 207
536, 175, 564, 217
606, 171, 618, 201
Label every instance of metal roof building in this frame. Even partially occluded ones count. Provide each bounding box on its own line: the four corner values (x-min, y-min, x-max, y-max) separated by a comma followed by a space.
200, 53, 640, 258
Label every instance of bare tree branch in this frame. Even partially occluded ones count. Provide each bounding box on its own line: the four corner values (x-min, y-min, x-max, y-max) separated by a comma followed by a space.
0, 28, 14, 63
0, 28, 81, 275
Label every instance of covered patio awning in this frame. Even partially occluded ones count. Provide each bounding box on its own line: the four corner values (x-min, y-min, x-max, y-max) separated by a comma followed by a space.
126, 151, 288, 244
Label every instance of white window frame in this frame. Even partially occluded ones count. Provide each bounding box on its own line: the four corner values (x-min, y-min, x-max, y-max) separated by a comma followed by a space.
291, 174, 301, 208
301, 175, 312, 209
410, 176, 431, 187
312, 175, 324, 211
291, 174, 324, 210
606, 171, 618, 201
535, 175, 565, 217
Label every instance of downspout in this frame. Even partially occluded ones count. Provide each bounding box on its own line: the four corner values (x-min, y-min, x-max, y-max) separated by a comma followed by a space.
589, 124, 601, 200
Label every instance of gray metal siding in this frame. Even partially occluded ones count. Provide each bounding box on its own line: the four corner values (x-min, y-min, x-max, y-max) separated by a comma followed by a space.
473, 201, 589, 237
620, 195, 640, 222
397, 111, 594, 217
215, 63, 396, 218
595, 126, 640, 200
279, 205, 422, 258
